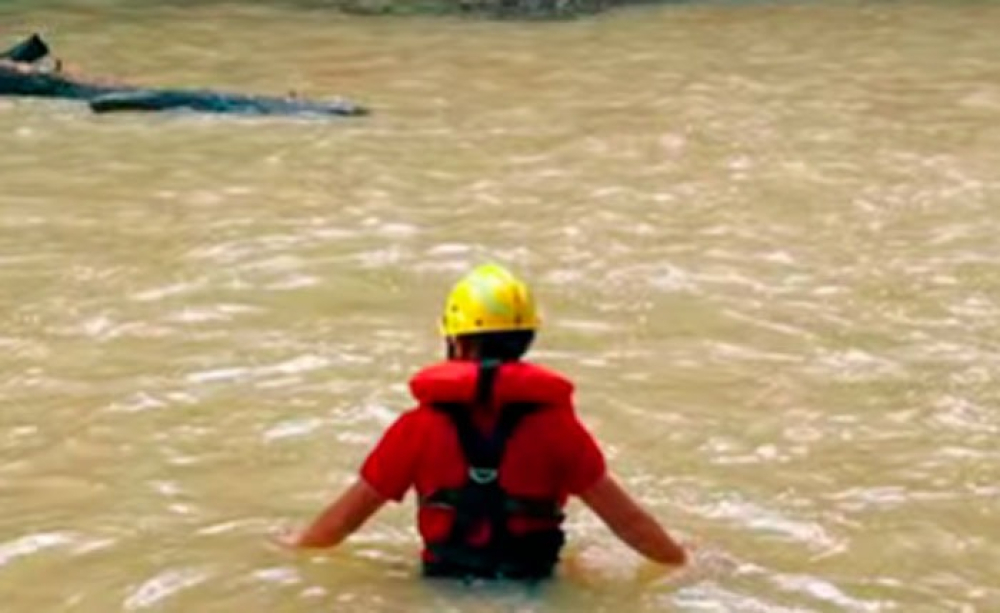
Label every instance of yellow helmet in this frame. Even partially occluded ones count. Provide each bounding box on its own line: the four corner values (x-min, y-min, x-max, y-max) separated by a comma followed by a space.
440, 264, 540, 337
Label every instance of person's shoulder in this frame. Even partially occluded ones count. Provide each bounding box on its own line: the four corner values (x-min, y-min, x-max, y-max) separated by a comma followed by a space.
517, 360, 572, 380
497, 360, 575, 406
396, 403, 448, 424
409, 360, 478, 404
374, 405, 452, 454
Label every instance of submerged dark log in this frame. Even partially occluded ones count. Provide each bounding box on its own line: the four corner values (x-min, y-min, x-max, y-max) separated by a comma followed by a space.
0, 65, 121, 100
0, 34, 50, 63
89, 89, 367, 116
0, 64, 367, 117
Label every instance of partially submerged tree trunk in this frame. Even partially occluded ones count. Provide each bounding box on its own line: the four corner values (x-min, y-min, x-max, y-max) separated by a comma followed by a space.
0, 65, 122, 100
0, 65, 367, 117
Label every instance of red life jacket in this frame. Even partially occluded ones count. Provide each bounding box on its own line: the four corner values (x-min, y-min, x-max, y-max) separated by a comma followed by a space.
409, 359, 573, 580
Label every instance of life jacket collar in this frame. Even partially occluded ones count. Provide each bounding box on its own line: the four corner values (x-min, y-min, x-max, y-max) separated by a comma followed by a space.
410, 360, 573, 407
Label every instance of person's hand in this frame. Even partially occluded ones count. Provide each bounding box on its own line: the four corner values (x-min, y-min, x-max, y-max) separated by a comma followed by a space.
268, 525, 301, 550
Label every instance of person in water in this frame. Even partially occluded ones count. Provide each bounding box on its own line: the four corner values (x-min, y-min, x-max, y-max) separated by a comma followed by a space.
284, 264, 687, 579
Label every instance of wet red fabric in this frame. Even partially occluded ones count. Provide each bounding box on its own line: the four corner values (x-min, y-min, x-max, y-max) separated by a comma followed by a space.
360, 360, 606, 553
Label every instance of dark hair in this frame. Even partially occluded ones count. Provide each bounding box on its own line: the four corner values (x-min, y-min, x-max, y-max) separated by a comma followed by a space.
451, 330, 535, 362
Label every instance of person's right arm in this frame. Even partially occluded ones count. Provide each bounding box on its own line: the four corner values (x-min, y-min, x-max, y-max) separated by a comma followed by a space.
287, 478, 386, 549
279, 409, 422, 549
579, 473, 687, 565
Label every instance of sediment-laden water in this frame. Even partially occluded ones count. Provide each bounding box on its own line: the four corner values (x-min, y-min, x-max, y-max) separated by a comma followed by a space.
1, 2, 998, 611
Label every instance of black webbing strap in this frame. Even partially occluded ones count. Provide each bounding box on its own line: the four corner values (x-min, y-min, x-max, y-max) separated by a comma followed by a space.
476, 358, 501, 406
433, 401, 535, 480
429, 400, 539, 546
422, 361, 566, 579
422, 488, 562, 518
426, 399, 565, 580
423, 395, 561, 519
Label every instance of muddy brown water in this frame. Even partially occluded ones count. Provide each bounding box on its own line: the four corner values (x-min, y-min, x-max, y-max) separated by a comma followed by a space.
1, 2, 999, 611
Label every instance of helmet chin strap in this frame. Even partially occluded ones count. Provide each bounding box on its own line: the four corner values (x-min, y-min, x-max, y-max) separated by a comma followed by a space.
446, 336, 478, 361
446, 337, 470, 360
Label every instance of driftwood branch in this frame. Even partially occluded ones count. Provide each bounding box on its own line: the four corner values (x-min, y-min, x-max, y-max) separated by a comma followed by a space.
0, 65, 367, 117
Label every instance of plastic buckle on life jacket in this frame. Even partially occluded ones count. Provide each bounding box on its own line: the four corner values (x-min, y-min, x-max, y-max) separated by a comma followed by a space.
468, 467, 498, 484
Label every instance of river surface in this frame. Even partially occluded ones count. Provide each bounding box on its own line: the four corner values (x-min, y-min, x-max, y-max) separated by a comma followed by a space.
1, 1, 999, 611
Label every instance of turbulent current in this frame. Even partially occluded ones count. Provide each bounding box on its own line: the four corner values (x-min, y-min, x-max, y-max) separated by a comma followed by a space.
1, 2, 998, 611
